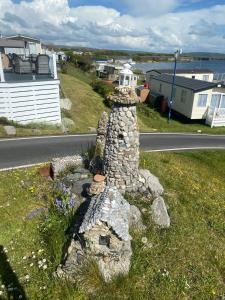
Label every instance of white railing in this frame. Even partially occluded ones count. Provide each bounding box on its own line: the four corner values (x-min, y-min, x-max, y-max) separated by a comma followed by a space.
49, 53, 58, 79
213, 73, 225, 82
0, 53, 57, 83
0, 52, 5, 82
206, 107, 225, 127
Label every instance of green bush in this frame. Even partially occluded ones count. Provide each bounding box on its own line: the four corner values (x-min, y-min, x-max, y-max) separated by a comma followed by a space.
91, 80, 114, 99
0, 117, 13, 126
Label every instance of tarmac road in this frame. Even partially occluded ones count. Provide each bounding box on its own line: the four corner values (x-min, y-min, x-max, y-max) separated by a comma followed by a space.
0, 133, 225, 170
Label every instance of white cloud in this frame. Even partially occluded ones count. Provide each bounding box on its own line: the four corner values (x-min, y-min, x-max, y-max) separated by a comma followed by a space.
0, 0, 225, 52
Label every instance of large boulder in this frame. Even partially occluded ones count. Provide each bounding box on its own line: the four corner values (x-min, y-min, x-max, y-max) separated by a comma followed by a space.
60, 98, 72, 110
139, 169, 164, 198
4, 125, 16, 136
129, 205, 146, 231
51, 155, 84, 178
151, 196, 170, 228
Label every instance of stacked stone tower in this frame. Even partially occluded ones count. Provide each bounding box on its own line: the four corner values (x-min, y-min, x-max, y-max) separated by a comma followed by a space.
104, 87, 141, 193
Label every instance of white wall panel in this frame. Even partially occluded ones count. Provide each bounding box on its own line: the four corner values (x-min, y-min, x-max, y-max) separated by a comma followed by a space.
0, 80, 61, 124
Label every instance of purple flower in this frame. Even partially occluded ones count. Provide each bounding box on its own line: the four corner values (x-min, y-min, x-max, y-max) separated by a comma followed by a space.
55, 198, 62, 208
69, 197, 75, 208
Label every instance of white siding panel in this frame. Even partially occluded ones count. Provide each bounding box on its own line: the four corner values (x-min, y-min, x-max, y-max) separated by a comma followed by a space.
0, 80, 61, 124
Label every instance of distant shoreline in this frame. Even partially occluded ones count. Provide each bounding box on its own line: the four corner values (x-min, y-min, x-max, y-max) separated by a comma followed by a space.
134, 59, 225, 73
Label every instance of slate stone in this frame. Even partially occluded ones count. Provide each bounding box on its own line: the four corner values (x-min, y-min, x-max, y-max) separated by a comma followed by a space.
151, 197, 170, 228
71, 178, 93, 197
26, 207, 46, 220
139, 169, 164, 197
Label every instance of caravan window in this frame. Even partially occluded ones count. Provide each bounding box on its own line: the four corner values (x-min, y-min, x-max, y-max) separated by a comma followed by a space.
210, 94, 221, 108
203, 75, 209, 81
221, 95, 225, 108
197, 94, 208, 107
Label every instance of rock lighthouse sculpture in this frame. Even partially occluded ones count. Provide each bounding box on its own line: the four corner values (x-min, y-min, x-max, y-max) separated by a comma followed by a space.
104, 86, 141, 193
57, 65, 169, 283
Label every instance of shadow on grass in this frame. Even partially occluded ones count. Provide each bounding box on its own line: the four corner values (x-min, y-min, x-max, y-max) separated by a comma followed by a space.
160, 110, 206, 125
0, 245, 27, 299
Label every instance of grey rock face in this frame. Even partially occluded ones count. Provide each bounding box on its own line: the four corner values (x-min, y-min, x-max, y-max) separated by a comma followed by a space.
60, 186, 133, 282
129, 205, 146, 231
79, 186, 132, 281
79, 186, 130, 241
139, 169, 164, 197
60, 98, 72, 110
51, 155, 83, 178
151, 197, 170, 228
4, 125, 16, 135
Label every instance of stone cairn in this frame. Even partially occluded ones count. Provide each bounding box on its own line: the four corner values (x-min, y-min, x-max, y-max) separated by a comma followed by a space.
104, 87, 141, 193
57, 86, 170, 283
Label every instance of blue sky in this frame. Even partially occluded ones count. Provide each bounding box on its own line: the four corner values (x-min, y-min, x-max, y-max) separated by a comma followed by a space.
11, 0, 225, 13
1, 0, 225, 52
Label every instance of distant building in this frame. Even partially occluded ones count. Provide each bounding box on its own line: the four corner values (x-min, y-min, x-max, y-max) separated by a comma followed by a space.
146, 69, 214, 82
147, 73, 225, 127
73, 51, 83, 55
4, 35, 42, 57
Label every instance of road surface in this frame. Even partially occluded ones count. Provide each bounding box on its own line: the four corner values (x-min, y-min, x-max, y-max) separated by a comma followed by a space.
0, 133, 225, 170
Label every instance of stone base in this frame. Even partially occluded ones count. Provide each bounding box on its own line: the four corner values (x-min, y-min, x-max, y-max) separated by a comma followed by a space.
51, 155, 84, 178
56, 187, 146, 282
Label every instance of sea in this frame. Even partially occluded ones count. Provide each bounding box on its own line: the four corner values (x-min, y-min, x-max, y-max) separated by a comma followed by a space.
135, 60, 225, 74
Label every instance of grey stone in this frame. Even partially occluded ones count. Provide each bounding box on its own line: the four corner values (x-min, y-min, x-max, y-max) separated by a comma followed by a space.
51, 155, 83, 178
129, 205, 146, 231
61, 186, 132, 282
62, 117, 74, 132
88, 127, 97, 133
139, 169, 164, 197
26, 207, 45, 220
151, 197, 170, 228
4, 125, 16, 135
60, 98, 72, 110
71, 178, 92, 198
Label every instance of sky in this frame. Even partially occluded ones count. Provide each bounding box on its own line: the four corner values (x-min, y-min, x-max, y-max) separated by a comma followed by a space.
1, 0, 225, 53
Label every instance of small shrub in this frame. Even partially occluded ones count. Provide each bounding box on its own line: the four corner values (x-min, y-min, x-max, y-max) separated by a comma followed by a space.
91, 80, 114, 99
61, 108, 72, 119
0, 117, 12, 125
86, 142, 96, 161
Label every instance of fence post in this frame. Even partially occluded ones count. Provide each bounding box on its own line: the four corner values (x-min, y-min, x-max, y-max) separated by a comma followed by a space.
52, 53, 58, 80
0, 52, 5, 83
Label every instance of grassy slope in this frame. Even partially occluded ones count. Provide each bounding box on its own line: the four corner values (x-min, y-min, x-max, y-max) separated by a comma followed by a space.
0, 151, 224, 299
138, 104, 225, 134
59, 73, 110, 133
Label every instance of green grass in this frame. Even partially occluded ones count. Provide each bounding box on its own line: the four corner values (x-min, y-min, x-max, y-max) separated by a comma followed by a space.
59, 73, 110, 133
0, 151, 225, 299
62, 63, 96, 85
137, 104, 225, 134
